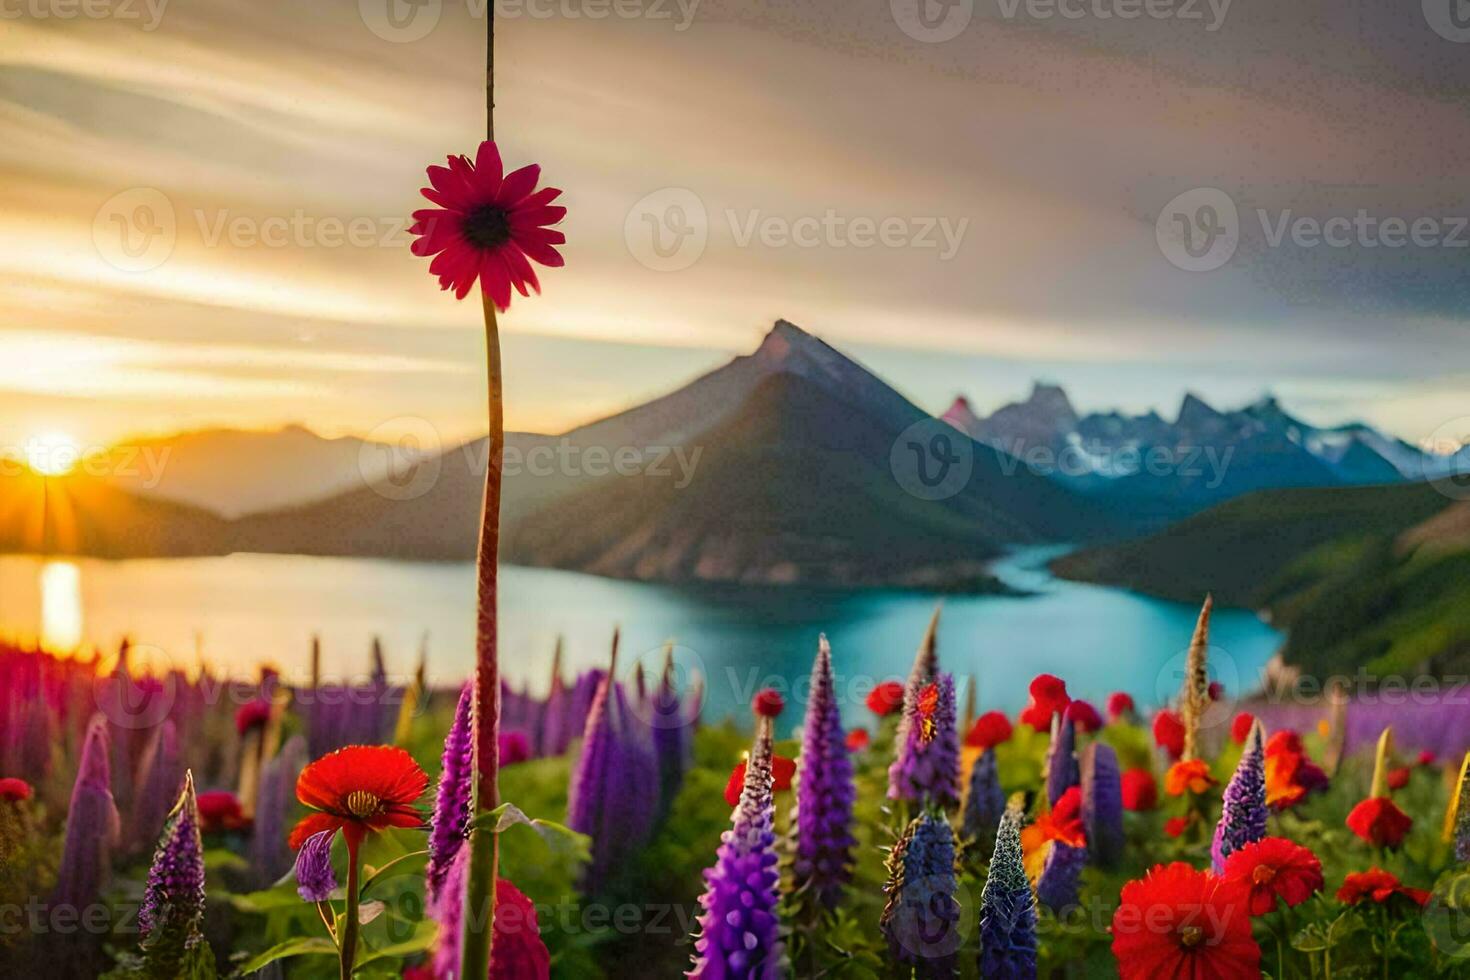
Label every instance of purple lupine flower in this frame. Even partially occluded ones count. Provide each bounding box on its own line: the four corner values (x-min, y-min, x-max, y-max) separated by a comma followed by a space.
689, 716, 785, 979
249, 734, 306, 888
881, 812, 960, 978
791, 635, 856, 910
140, 770, 206, 939
432, 845, 470, 980
979, 805, 1038, 980
650, 646, 691, 824
539, 637, 567, 756
427, 683, 474, 905
612, 677, 660, 844
1044, 713, 1079, 807
1211, 722, 1267, 873
1080, 742, 1124, 869
130, 719, 182, 853
53, 714, 120, 911
294, 828, 338, 902
888, 672, 960, 808
1035, 841, 1086, 913
962, 748, 1005, 856
893, 608, 942, 755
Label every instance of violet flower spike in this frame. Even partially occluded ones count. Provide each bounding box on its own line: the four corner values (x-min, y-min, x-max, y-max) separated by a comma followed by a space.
1044, 713, 1079, 806
1211, 721, 1267, 873
294, 828, 339, 903
1080, 742, 1124, 869
140, 770, 206, 939
53, 714, 121, 911
427, 682, 474, 904
1035, 841, 1086, 914
962, 747, 1005, 857
790, 635, 856, 910
688, 715, 785, 979
880, 811, 961, 978
888, 672, 960, 808
979, 804, 1038, 980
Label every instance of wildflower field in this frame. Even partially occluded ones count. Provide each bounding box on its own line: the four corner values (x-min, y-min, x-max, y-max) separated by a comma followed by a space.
4, 599, 1470, 980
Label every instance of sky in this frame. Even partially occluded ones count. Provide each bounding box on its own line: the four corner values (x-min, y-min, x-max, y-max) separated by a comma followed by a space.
2, 0, 1468, 454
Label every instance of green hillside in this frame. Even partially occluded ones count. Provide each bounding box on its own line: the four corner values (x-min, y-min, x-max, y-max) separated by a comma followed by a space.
1053, 482, 1470, 676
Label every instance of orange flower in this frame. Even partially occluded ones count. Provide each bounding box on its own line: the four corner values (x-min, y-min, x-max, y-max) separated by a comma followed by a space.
1165, 759, 1216, 796
1022, 786, 1085, 877
1221, 837, 1323, 916
288, 745, 428, 851
1337, 868, 1429, 907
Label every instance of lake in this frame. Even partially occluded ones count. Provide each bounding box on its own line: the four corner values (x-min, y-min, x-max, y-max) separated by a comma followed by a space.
0, 547, 1282, 727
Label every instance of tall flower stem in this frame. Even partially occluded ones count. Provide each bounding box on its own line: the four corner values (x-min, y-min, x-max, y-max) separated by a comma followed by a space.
461, 10, 503, 980
341, 840, 362, 980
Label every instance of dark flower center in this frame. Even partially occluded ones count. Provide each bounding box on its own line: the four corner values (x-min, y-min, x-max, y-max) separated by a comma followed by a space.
1252, 864, 1277, 885
1179, 925, 1204, 948
462, 204, 511, 250
346, 790, 381, 818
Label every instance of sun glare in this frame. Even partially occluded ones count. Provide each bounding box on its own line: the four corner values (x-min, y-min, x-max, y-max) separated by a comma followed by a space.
25, 430, 80, 476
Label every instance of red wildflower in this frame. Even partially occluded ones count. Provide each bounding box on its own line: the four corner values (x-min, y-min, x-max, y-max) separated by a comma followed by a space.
1337, 868, 1430, 907
866, 681, 905, 717
499, 730, 532, 767
1221, 837, 1324, 915
1022, 786, 1086, 854
724, 755, 796, 807
0, 778, 32, 802
916, 682, 940, 743
288, 746, 428, 851
1019, 674, 1071, 730
1165, 759, 1217, 797
845, 728, 870, 752
197, 790, 250, 833
488, 878, 552, 979
1208, 681, 1224, 701
1230, 712, 1254, 745
1345, 796, 1412, 849
1106, 691, 1135, 721
1163, 816, 1190, 838
235, 699, 272, 735
410, 141, 566, 308
965, 710, 1013, 750
1418, 749, 1436, 766
1152, 710, 1185, 760
1065, 699, 1103, 733
1121, 769, 1158, 811
1111, 862, 1260, 980
752, 688, 785, 719
1386, 766, 1411, 791
1263, 730, 1329, 809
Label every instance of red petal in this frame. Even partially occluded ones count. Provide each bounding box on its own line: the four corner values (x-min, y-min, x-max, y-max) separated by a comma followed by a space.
481, 251, 514, 311
496, 164, 541, 206
288, 812, 344, 850
519, 239, 565, 268
509, 205, 567, 229
474, 140, 504, 186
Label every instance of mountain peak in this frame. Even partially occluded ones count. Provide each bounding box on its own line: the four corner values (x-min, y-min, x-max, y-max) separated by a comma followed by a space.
1177, 392, 1223, 427
755, 319, 820, 365
942, 395, 981, 434
1028, 382, 1077, 420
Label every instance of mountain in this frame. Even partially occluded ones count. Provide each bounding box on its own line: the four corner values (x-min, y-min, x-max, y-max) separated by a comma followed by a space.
0, 467, 230, 558
238, 320, 1121, 586
1052, 481, 1470, 676
945, 386, 1421, 525
103, 425, 408, 518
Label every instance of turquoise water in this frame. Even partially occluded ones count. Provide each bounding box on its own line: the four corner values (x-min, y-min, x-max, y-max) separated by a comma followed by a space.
0, 548, 1282, 727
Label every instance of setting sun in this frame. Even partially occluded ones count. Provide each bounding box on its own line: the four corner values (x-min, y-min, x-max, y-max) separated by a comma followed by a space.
24, 431, 80, 476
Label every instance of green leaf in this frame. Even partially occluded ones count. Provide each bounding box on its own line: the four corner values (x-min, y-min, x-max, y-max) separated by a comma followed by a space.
353, 920, 438, 970
228, 881, 317, 913
360, 849, 429, 900
234, 936, 338, 973
471, 802, 590, 861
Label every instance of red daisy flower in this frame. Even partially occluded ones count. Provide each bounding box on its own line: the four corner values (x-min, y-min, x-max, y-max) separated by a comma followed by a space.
1221, 837, 1324, 915
723, 755, 796, 807
1230, 711, 1254, 745
1163, 816, 1190, 838
1121, 768, 1158, 811
1153, 710, 1185, 760
1337, 868, 1430, 907
197, 790, 250, 833
845, 728, 870, 752
288, 745, 428, 852
1111, 862, 1260, 980
1345, 796, 1412, 848
410, 141, 565, 308
1106, 691, 1135, 721
1164, 759, 1216, 797
965, 710, 1014, 750
1418, 749, 1436, 767
0, 777, 32, 802
866, 681, 905, 717
1018, 674, 1071, 730
752, 688, 785, 719
1065, 699, 1103, 733
1386, 766, 1411, 791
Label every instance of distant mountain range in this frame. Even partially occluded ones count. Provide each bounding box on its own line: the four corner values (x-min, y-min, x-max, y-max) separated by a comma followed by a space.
5, 320, 1466, 594
942, 383, 1458, 526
